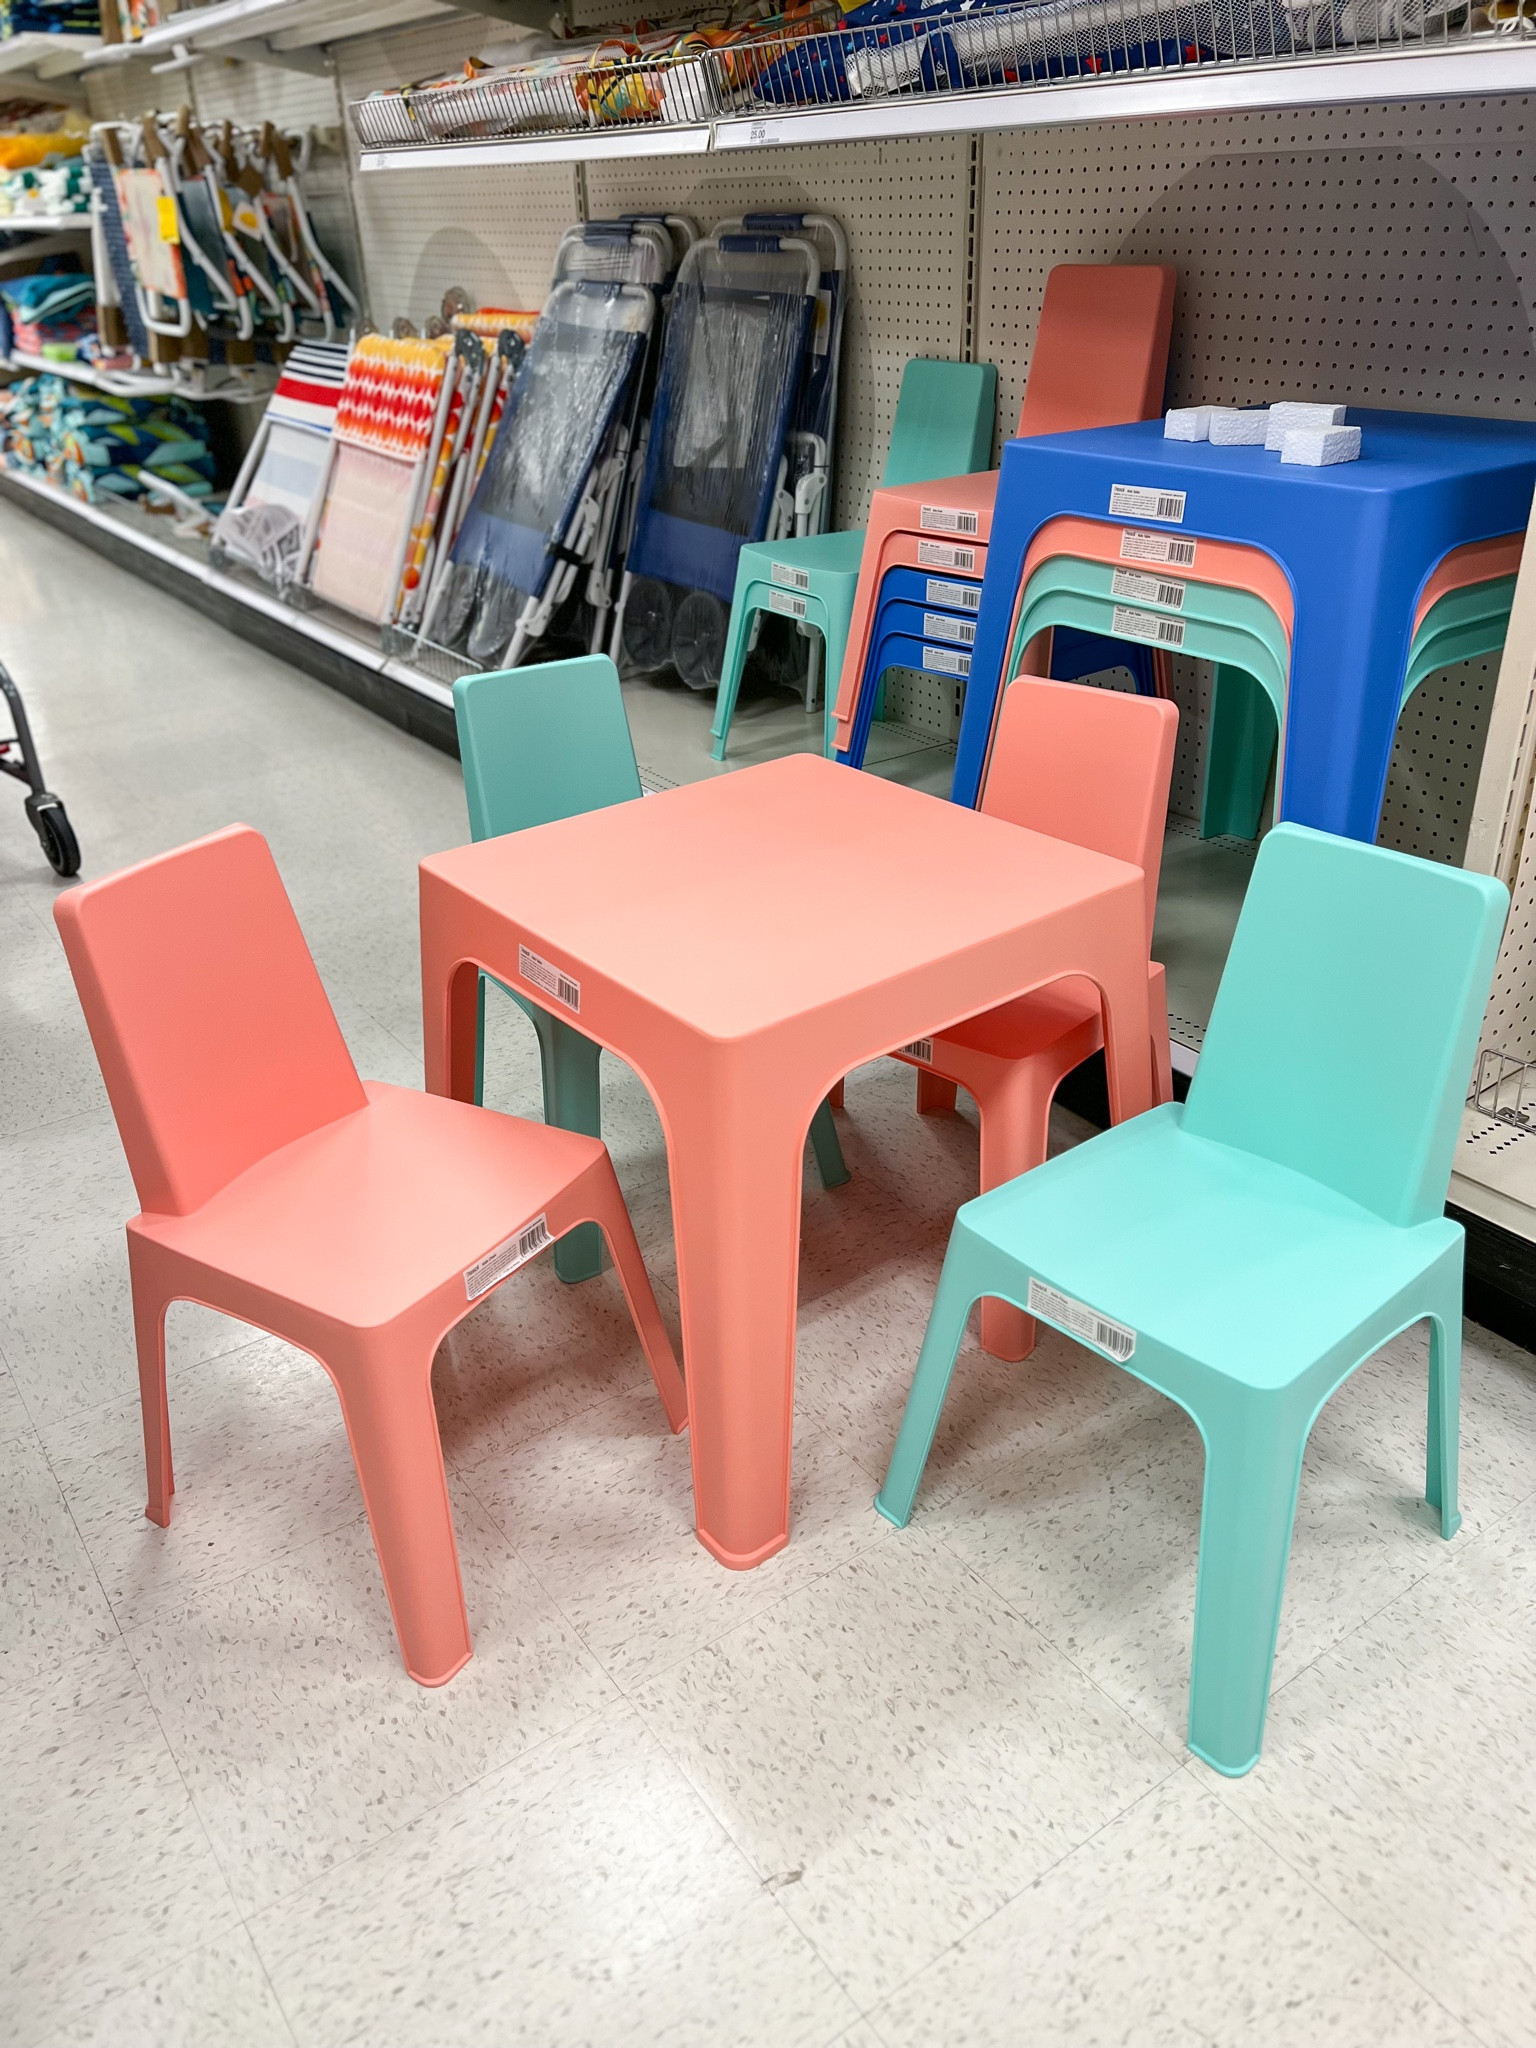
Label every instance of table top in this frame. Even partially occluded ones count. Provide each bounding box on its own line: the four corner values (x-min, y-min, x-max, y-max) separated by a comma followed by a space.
421, 753, 1143, 1042
1011, 409, 1536, 500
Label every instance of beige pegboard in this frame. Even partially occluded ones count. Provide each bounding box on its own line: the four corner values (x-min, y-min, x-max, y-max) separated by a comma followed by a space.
1376, 658, 1497, 866
84, 62, 193, 123
191, 57, 340, 133
975, 97, 1536, 441
1482, 792, 1536, 1063
585, 136, 974, 530
336, 20, 576, 327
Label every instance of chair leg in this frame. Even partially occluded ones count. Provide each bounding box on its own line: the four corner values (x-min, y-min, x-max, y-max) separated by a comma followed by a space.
710, 595, 758, 761
875, 1233, 983, 1528
809, 1097, 850, 1190
584, 1153, 689, 1434
827, 1077, 845, 1111
329, 1337, 473, 1687
473, 972, 488, 1109
534, 1015, 606, 1286
129, 1253, 174, 1528
1186, 1408, 1308, 1776
975, 1064, 1059, 1362
1426, 1291, 1463, 1540
917, 1072, 959, 1117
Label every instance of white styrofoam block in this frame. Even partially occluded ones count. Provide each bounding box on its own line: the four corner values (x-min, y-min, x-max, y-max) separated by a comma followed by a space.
1164, 406, 1212, 441
1207, 406, 1271, 446
1280, 424, 1362, 466
1264, 400, 1348, 449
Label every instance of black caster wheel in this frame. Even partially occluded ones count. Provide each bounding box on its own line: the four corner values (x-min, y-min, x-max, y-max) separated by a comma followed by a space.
672, 589, 728, 691
26, 793, 80, 877
621, 577, 675, 671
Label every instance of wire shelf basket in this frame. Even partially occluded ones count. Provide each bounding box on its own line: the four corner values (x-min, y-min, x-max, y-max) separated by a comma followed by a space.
349, 0, 1509, 152
1467, 1046, 1536, 1129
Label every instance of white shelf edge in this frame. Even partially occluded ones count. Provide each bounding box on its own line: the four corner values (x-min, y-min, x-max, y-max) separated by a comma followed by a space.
360, 122, 714, 169
0, 464, 454, 709
356, 39, 1536, 171
82, 0, 452, 64
0, 214, 91, 234
2, 348, 276, 404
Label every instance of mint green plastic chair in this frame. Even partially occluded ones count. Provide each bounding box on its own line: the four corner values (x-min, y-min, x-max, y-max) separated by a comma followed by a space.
1008, 571, 1287, 841
454, 656, 847, 1285
875, 823, 1507, 1777
711, 357, 998, 762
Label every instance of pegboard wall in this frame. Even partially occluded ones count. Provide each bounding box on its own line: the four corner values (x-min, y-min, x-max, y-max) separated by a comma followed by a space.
586, 137, 976, 529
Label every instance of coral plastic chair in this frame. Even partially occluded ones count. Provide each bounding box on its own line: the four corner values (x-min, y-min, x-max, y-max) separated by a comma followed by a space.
877, 823, 1507, 1776
54, 825, 687, 1687
894, 675, 1177, 1360
455, 655, 849, 1225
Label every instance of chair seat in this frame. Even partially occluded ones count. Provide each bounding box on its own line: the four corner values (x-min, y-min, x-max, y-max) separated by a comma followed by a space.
965, 1103, 1452, 1390
934, 975, 1102, 1062
738, 529, 867, 578
134, 1081, 606, 1329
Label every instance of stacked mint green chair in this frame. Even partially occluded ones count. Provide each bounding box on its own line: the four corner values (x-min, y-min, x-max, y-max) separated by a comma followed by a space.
454, 655, 847, 1285
875, 823, 1507, 1776
710, 356, 998, 762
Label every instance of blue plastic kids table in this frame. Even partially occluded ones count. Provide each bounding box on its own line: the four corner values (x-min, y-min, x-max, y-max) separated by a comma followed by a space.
949, 409, 1536, 835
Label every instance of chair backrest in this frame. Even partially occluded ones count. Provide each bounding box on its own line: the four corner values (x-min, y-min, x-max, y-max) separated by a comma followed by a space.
1016, 264, 1176, 438
54, 825, 366, 1218
1183, 824, 1508, 1227
881, 357, 998, 489
980, 675, 1177, 946
453, 653, 642, 842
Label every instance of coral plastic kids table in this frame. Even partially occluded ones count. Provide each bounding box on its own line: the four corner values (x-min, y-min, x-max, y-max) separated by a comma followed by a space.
420, 752, 1153, 1568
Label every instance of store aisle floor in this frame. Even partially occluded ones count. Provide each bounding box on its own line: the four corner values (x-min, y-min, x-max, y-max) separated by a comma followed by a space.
2, 505, 1533, 2048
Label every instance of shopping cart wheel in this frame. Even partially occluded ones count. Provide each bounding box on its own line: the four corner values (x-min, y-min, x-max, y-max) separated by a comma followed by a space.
25, 793, 80, 878
672, 590, 728, 691
621, 578, 675, 672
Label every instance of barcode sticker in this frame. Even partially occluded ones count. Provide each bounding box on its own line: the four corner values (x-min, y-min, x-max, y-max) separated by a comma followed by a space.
1112, 604, 1185, 647
1028, 1278, 1136, 1360
1120, 528, 1197, 567
771, 560, 810, 591
917, 539, 976, 571
921, 504, 980, 535
1111, 567, 1186, 610
925, 577, 981, 612
465, 1214, 550, 1300
922, 610, 976, 645
922, 644, 971, 676
769, 588, 808, 618
900, 1038, 933, 1062
1109, 484, 1187, 524
518, 944, 580, 1013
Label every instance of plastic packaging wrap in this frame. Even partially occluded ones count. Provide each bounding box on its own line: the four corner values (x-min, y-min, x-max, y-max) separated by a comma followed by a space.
437, 280, 652, 665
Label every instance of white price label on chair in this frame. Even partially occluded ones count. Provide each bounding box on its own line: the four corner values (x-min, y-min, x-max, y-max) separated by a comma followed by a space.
922, 644, 971, 676
1120, 527, 1196, 566
771, 561, 810, 591
920, 504, 980, 535
769, 588, 808, 618
917, 539, 976, 571
1111, 605, 1185, 648
922, 611, 976, 645
465, 1214, 550, 1300
925, 577, 981, 612
1028, 1278, 1136, 1360
1111, 568, 1186, 610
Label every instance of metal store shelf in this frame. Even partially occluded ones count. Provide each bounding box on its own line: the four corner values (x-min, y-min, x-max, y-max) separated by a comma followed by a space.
357, 39, 1536, 171
0, 30, 100, 80
1, 348, 276, 403
0, 213, 91, 234
0, 463, 453, 715
84, 0, 542, 68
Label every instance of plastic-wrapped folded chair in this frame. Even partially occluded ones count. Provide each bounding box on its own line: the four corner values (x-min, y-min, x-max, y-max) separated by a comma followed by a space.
430, 268, 657, 668
614, 215, 847, 690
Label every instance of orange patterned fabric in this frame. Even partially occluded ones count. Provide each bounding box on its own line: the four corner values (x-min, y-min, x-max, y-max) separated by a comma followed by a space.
332, 334, 453, 462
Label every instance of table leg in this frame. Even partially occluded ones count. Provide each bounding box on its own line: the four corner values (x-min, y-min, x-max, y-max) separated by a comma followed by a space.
420, 892, 481, 1104
661, 1070, 811, 1570
1093, 917, 1156, 1127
